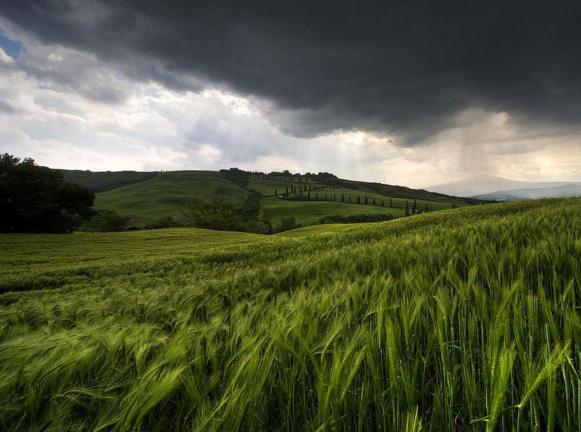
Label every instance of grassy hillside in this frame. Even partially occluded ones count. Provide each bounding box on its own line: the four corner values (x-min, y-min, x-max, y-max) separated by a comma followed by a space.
1, 199, 580, 430
59, 169, 157, 192
79, 170, 473, 226
261, 196, 404, 225
336, 177, 474, 204
0, 228, 268, 292
94, 171, 248, 221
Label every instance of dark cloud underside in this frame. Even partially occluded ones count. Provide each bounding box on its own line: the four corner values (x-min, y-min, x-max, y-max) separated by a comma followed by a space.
1, 0, 580, 142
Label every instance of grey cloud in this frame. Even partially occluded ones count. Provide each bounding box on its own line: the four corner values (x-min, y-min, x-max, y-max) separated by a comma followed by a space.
0, 98, 15, 113
1, 0, 581, 144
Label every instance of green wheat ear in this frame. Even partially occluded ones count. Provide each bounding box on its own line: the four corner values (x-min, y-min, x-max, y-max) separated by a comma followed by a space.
0, 198, 580, 431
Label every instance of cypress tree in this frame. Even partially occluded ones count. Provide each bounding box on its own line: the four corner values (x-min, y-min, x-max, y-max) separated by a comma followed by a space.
413, 199, 417, 212
389, 197, 392, 208
274, 188, 278, 196
425, 204, 428, 213
341, 193, 345, 202
405, 201, 410, 216
357, 196, 361, 205
334, 192, 336, 201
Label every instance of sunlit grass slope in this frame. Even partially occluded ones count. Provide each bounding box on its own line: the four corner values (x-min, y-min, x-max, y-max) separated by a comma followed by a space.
1, 199, 580, 431
94, 171, 247, 221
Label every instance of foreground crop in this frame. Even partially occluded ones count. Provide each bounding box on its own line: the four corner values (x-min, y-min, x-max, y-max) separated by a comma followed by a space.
0, 199, 580, 431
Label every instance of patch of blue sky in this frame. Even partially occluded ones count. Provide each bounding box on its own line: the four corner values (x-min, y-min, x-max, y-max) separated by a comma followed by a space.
0, 32, 23, 59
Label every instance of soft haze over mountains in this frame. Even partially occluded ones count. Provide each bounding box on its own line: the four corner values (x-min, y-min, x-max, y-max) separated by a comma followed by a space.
427, 175, 581, 200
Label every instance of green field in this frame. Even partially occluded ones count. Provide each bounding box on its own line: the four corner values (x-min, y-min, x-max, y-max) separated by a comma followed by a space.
1, 199, 580, 431
60, 169, 157, 192
319, 187, 460, 211
246, 178, 324, 196
94, 171, 247, 221
58, 169, 477, 226
261, 196, 405, 225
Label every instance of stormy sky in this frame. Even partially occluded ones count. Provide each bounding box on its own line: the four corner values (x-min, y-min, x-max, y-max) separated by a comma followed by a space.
1, 1, 580, 187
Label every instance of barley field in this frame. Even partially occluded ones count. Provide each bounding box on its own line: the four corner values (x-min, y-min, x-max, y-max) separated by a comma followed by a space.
1, 198, 580, 431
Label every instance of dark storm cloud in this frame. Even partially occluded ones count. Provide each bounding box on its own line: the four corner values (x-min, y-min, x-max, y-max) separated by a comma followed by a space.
1, 0, 580, 143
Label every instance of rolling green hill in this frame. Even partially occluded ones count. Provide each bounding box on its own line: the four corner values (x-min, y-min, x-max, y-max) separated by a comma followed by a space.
94, 171, 248, 221
0, 198, 579, 430
59, 169, 157, 192
59, 169, 478, 226
260, 196, 404, 225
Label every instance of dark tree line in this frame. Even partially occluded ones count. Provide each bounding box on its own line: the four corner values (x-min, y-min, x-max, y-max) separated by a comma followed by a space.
0, 154, 94, 233
319, 214, 395, 224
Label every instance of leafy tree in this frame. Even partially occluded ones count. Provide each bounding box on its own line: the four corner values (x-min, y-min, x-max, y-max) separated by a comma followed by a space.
239, 190, 261, 221
0, 154, 94, 233
147, 215, 180, 229
181, 190, 267, 233
80, 209, 129, 232
276, 216, 300, 232
181, 198, 242, 231
220, 168, 249, 188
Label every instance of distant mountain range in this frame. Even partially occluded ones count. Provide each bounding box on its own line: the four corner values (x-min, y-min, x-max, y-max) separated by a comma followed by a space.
426, 175, 581, 201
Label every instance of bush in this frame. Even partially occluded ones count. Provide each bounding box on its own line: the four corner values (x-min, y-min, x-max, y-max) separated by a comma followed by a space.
181, 191, 270, 234
146, 216, 180, 229
181, 198, 243, 231
275, 216, 301, 232
80, 209, 129, 232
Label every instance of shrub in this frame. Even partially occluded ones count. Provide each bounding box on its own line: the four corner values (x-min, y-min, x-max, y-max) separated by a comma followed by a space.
80, 209, 129, 232
276, 216, 301, 232
146, 216, 180, 229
